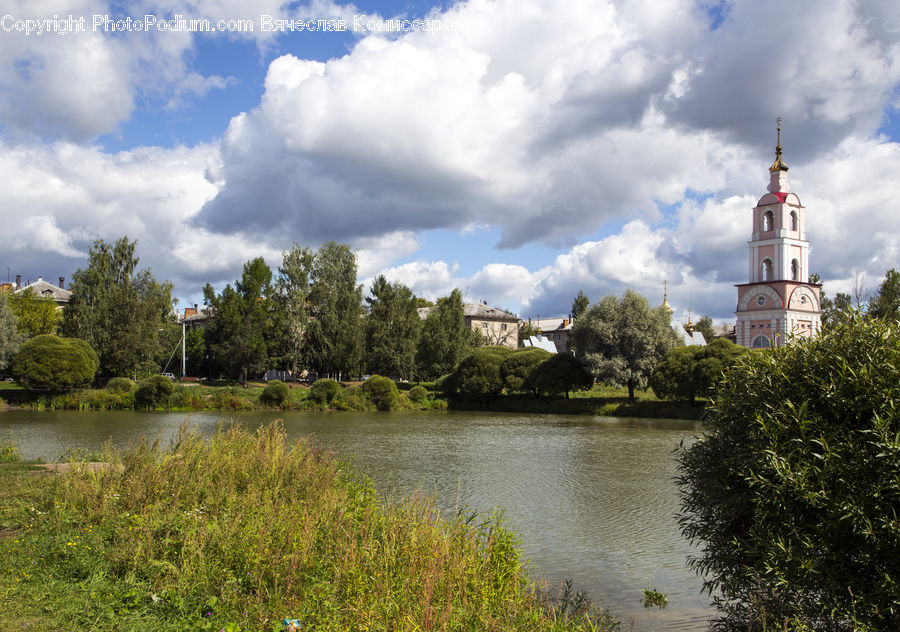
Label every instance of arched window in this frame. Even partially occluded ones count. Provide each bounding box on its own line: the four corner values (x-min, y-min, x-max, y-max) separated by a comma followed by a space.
762, 210, 774, 232
791, 259, 800, 281
752, 335, 771, 349
790, 211, 798, 231
761, 258, 773, 281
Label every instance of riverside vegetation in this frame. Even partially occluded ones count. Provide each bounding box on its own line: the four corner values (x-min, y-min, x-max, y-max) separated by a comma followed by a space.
0, 422, 618, 632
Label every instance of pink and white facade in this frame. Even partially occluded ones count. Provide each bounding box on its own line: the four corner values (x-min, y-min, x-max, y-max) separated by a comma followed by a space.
735, 125, 822, 348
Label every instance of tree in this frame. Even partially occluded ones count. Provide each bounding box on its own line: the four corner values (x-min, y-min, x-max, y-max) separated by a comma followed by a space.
452, 346, 513, 397
518, 321, 539, 347
274, 243, 315, 375
811, 273, 856, 330
416, 289, 480, 381
571, 290, 589, 320
694, 315, 716, 342
0, 292, 23, 371
11, 334, 99, 390
525, 352, 594, 399
62, 237, 174, 378
135, 374, 174, 408
868, 267, 900, 322
650, 338, 748, 402
365, 276, 420, 380
362, 374, 399, 411
678, 317, 900, 631
570, 290, 679, 402
500, 347, 552, 394
8, 288, 60, 337
203, 258, 273, 382
303, 242, 363, 380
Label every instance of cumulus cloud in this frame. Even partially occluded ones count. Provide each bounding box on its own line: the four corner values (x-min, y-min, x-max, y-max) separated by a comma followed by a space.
3, 0, 900, 325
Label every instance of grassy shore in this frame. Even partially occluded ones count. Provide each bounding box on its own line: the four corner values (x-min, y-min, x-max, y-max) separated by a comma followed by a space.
0, 381, 704, 420
0, 424, 617, 632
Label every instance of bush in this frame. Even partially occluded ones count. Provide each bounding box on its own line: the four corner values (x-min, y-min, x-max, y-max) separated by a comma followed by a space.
453, 346, 513, 397
650, 338, 748, 402
526, 353, 593, 399
105, 377, 135, 394
135, 375, 174, 409
11, 334, 99, 390
309, 378, 340, 404
678, 317, 900, 631
259, 380, 290, 407
500, 347, 552, 394
407, 384, 429, 403
362, 375, 399, 411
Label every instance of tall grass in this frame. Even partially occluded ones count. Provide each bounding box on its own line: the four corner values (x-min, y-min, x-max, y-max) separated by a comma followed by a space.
0, 423, 617, 631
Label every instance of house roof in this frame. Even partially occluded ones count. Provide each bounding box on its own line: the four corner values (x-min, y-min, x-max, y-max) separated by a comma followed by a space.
15, 277, 72, 303
532, 316, 572, 333
417, 302, 519, 322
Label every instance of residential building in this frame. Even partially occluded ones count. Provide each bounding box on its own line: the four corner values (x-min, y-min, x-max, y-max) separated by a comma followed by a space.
527, 316, 574, 352
8, 275, 72, 308
416, 301, 520, 349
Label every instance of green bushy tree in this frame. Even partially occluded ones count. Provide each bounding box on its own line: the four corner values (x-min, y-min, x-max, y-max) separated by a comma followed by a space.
407, 384, 429, 403
309, 378, 340, 404
62, 237, 174, 378
0, 291, 23, 371
525, 352, 593, 399
453, 346, 513, 397
365, 276, 420, 380
416, 289, 480, 381
11, 334, 99, 390
105, 377, 135, 394
8, 288, 60, 337
678, 316, 900, 631
260, 380, 290, 407
500, 347, 552, 394
135, 375, 174, 408
362, 375, 399, 411
650, 338, 748, 402
570, 290, 679, 402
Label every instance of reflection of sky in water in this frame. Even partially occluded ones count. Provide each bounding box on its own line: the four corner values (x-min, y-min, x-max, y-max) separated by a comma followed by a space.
0, 410, 710, 631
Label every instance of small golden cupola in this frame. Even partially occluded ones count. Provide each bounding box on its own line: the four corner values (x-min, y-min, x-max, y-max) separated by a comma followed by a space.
769, 117, 789, 173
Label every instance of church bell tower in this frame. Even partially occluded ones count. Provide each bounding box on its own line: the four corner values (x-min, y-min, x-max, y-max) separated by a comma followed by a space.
735, 120, 822, 348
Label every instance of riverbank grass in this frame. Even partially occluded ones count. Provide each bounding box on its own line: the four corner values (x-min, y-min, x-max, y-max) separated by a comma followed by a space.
0, 422, 616, 631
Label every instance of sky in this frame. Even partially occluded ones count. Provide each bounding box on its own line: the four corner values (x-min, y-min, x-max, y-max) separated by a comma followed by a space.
1, 0, 899, 324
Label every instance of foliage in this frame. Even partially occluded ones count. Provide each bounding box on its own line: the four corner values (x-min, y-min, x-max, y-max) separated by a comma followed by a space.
0, 291, 23, 371
7, 288, 60, 337
642, 587, 668, 610
365, 275, 420, 380
416, 289, 480, 381
203, 258, 273, 382
0, 423, 616, 631
678, 317, 900, 631
500, 347, 552, 394
570, 290, 679, 402
62, 237, 174, 379
303, 242, 364, 379
526, 352, 594, 399
308, 377, 341, 404
453, 346, 513, 397
518, 321, 539, 347
273, 243, 315, 375
105, 377, 135, 394
406, 384, 429, 403
134, 375, 174, 408
868, 267, 900, 322
571, 290, 589, 320
259, 379, 290, 407
650, 338, 748, 402
362, 374, 399, 411
0, 442, 19, 463
694, 315, 716, 342
11, 334, 99, 390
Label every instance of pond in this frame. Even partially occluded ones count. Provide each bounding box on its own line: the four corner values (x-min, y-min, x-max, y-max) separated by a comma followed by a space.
0, 409, 712, 631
